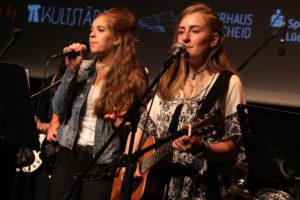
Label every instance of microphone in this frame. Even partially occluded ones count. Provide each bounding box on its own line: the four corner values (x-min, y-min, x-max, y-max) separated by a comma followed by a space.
162, 42, 186, 70
167, 42, 186, 60
12, 28, 24, 39
278, 17, 287, 56
51, 44, 87, 59
51, 50, 80, 59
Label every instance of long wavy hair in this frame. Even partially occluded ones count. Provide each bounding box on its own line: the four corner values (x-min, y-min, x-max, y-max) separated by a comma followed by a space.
158, 3, 237, 102
94, 7, 148, 117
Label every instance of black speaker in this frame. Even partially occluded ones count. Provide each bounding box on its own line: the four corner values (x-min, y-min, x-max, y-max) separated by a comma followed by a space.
0, 62, 38, 148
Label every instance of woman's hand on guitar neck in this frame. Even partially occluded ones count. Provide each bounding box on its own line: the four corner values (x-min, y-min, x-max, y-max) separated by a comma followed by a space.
35, 116, 50, 133
119, 165, 143, 181
37, 122, 50, 133
134, 164, 143, 179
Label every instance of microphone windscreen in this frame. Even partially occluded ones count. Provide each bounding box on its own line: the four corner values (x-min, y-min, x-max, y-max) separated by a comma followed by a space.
12, 28, 24, 38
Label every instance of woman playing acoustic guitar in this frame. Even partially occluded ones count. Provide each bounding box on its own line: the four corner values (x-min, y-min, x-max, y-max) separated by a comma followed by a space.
120, 2, 246, 200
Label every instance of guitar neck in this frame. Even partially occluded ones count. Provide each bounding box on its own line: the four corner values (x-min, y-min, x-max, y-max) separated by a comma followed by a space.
140, 142, 171, 174
138, 121, 216, 174
139, 129, 187, 174
45, 143, 59, 157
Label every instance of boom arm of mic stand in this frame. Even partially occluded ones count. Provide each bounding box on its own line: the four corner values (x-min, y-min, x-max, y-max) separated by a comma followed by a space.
0, 36, 18, 58
237, 30, 278, 72
30, 79, 62, 99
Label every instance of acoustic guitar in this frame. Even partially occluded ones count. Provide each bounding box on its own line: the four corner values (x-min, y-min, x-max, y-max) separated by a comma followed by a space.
111, 111, 220, 200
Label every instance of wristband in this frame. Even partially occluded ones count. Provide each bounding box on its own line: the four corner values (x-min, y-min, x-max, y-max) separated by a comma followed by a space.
201, 140, 210, 153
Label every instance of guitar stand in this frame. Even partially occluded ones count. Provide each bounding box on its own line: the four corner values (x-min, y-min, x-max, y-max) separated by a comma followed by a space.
237, 104, 300, 199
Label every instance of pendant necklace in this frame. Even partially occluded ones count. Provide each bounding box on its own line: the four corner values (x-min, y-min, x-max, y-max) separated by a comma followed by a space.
188, 68, 207, 97
191, 68, 207, 80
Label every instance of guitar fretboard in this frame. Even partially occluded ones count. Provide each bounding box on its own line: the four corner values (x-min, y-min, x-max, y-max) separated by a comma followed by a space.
137, 110, 218, 175
45, 144, 59, 157
139, 141, 172, 174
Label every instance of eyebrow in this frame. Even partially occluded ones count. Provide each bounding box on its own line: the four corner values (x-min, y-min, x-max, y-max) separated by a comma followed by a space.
92, 24, 106, 30
179, 24, 202, 28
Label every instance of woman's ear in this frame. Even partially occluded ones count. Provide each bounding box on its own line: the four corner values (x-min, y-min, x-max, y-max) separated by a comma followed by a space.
210, 33, 219, 47
113, 36, 121, 46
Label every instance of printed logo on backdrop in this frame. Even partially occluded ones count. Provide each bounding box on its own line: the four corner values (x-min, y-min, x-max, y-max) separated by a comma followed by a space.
270, 9, 300, 43
27, 4, 178, 32
138, 10, 254, 36
137, 10, 254, 36
27, 4, 101, 26
217, 12, 254, 39
138, 10, 177, 33
270, 9, 285, 28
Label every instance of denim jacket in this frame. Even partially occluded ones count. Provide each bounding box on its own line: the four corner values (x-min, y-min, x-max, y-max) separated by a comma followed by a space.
52, 58, 123, 164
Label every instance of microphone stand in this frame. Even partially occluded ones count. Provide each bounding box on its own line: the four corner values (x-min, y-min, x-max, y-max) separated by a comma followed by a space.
237, 30, 279, 72
60, 49, 183, 200
0, 30, 23, 59
30, 79, 62, 99
236, 12, 285, 72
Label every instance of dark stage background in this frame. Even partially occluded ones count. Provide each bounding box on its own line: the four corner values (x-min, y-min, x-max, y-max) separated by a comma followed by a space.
0, 0, 300, 108
0, 1, 300, 199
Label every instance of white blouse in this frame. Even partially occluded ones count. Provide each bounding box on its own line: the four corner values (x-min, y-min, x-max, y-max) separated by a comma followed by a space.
77, 85, 101, 146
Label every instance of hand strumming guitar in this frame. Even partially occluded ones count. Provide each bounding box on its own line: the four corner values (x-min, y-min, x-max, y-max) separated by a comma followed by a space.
173, 135, 239, 162
172, 135, 206, 153
47, 113, 61, 142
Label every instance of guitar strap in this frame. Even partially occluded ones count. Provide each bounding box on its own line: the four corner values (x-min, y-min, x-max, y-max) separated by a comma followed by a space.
168, 104, 184, 133
167, 70, 233, 133
196, 70, 233, 200
196, 70, 233, 118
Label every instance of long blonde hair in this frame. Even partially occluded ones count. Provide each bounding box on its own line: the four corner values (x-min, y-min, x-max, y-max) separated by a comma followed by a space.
158, 3, 236, 102
94, 7, 148, 117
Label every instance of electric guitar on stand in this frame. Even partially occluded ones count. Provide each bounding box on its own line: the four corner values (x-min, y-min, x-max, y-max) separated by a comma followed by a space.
21, 133, 59, 173
111, 110, 220, 200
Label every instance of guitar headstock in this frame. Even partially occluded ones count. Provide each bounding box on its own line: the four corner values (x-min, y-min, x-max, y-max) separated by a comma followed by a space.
190, 108, 223, 136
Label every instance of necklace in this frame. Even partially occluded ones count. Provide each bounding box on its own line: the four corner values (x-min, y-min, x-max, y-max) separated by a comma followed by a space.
186, 69, 213, 98
192, 73, 216, 118
191, 68, 207, 80
96, 63, 110, 72
94, 63, 110, 86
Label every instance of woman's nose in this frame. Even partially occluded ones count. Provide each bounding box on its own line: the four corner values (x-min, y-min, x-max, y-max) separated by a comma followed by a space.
180, 33, 190, 43
183, 34, 190, 43
89, 31, 95, 38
